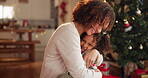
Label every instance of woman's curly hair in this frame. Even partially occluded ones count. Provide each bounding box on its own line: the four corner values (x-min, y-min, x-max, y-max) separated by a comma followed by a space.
72, 0, 115, 31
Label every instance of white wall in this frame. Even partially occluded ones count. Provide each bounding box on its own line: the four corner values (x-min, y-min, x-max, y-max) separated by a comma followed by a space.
16, 0, 51, 20
58, 0, 79, 25
0, 0, 51, 20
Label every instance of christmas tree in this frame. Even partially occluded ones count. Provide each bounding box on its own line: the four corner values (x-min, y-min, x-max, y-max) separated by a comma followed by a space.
107, 0, 148, 69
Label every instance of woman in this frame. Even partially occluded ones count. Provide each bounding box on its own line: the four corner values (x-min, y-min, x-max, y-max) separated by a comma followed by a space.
40, 0, 115, 78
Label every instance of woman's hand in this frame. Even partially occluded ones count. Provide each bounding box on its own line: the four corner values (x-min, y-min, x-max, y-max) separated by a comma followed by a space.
83, 49, 99, 68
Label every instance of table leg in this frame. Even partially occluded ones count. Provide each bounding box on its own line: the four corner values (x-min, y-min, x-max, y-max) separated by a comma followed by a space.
29, 44, 35, 62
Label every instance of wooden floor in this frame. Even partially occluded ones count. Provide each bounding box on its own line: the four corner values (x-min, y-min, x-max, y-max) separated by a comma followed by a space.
0, 61, 42, 78
0, 51, 43, 78
0, 51, 121, 78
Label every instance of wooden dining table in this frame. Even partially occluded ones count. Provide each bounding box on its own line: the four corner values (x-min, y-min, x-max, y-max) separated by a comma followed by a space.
0, 28, 45, 62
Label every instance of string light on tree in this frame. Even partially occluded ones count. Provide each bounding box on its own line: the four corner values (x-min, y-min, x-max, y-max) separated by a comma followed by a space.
132, 17, 135, 20
115, 20, 118, 23
139, 44, 143, 49
102, 31, 107, 35
128, 45, 132, 50
103, 0, 107, 2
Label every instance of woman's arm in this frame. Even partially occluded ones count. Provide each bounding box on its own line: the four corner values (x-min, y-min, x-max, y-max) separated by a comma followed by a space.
83, 49, 99, 68
56, 27, 102, 78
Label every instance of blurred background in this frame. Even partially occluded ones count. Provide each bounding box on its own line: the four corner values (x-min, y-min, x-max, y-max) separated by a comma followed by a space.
0, 0, 147, 78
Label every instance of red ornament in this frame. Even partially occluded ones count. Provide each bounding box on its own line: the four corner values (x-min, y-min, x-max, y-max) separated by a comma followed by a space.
124, 23, 130, 28
123, 20, 130, 28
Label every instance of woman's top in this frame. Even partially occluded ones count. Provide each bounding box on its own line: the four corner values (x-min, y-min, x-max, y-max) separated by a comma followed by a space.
40, 22, 102, 78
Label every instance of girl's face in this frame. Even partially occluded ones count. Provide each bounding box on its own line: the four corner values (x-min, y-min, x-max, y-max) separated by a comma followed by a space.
80, 35, 97, 52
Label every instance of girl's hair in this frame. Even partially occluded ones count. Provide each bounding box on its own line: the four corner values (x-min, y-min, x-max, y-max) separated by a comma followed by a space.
94, 32, 113, 54
80, 32, 113, 54
72, 0, 115, 31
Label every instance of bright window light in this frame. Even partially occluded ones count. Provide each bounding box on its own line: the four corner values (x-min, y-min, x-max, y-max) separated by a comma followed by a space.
0, 5, 3, 19
0, 5, 14, 19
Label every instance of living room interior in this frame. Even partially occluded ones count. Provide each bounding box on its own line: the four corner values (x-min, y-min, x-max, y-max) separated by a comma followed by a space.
0, 0, 147, 78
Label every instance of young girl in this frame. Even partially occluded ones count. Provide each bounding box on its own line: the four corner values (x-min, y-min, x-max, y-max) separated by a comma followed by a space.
80, 32, 113, 71
58, 32, 113, 78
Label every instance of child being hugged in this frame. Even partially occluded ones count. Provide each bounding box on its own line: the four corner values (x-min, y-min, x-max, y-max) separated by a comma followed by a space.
58, 32, 113, 78
80, 32, 112, 72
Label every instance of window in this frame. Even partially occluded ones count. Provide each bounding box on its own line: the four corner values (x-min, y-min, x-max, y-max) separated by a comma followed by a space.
0, 5, 14, 19
0, 6, 2, 18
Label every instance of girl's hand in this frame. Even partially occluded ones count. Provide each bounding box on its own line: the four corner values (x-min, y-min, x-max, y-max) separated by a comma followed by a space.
83, 49, 99, 68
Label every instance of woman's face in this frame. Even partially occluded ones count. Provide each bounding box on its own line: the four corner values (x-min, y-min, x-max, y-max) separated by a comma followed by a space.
85, 23, 109, 35
80, 35, 96, 52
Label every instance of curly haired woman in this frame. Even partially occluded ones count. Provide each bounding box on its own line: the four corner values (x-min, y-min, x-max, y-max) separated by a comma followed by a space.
40, 0, 115, 78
